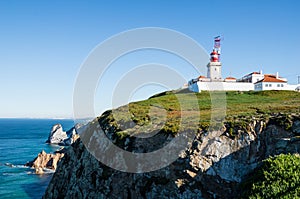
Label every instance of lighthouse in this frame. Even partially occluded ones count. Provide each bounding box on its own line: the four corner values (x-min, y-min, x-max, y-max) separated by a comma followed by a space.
188, 36, 298, 93
207, 36, 222, 81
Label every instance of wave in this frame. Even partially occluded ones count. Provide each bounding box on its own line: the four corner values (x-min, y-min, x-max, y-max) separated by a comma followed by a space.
4, 163, 29, 168
2, 172, 28, 176
3, 162, 55, 176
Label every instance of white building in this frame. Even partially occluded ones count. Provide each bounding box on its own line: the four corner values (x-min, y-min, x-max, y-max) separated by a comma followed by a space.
188, 37, 299, 93
238, 71, 287, 84
237, 71, 264, 83
254, 75, 287, 91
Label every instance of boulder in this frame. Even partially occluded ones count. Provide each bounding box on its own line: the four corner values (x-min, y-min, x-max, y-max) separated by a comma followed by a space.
25, 149, 65, 174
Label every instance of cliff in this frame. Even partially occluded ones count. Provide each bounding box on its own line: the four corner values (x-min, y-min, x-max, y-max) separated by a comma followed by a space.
44, 90, 300, 198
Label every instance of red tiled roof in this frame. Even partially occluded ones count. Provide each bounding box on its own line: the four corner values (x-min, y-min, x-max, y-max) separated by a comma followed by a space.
264, 74, 276, 78
255, 76, 287, 83
225, 77, 236, 80
198, 75, 207, 78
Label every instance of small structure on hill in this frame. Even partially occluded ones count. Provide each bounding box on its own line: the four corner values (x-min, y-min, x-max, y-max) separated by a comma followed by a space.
188, 37, 299, 92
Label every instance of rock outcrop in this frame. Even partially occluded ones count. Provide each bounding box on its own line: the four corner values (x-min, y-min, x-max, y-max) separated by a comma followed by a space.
26, 123, 81, 174
44, 112, 300, 198
292, 120, 300, 135
46, 124, 80, 146
25, 149, 65, 174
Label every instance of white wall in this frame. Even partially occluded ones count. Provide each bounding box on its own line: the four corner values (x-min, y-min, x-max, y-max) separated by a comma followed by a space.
188, 81, 299, 93
251, 74, 264, 83
255, 82, 288, 91
188, 82, 254, 92
253, 82, 300, 91
286, 84, 300, 91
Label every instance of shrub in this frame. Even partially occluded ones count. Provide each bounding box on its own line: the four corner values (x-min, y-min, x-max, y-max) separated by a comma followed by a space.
242, 154, 300, 198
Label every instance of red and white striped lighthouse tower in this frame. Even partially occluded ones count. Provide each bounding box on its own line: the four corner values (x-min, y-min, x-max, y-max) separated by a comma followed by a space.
207, 36, 223, 81
210, 49, 219, 62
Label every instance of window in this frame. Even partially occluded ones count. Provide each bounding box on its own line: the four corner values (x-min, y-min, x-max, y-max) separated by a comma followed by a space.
265, 84, 268, 87
281, 84, 284, 87
269, 84, 272, 87
277, 84, 280, 87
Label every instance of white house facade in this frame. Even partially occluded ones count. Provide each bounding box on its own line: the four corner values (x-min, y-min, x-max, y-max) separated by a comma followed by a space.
254, 76, 287, 91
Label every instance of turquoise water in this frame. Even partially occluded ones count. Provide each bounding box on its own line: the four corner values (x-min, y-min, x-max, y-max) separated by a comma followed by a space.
0, 119, 75, 199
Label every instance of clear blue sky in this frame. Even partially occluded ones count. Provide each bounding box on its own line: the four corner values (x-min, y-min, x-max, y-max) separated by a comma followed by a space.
0, 0, 299, 118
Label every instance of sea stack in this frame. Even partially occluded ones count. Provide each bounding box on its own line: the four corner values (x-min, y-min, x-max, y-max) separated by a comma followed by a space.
46, 124, 80, 146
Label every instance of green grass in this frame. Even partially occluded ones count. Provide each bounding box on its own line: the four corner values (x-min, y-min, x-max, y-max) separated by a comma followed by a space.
97, 90, 300, 137
225, 90, 300, 116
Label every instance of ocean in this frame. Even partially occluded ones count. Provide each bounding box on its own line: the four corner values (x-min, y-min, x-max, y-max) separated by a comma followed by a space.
0, 118, 75, 199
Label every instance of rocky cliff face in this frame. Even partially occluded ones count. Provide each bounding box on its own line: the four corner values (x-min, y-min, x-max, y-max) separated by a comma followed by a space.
43, 112, 300, 199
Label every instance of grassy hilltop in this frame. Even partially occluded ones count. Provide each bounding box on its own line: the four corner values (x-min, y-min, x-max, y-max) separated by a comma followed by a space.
100, 90, 300, 137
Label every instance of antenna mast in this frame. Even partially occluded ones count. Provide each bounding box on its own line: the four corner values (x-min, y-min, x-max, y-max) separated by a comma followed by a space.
214, 36, 221, 55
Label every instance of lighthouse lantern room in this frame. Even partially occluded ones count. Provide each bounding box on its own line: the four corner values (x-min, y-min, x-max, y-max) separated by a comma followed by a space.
207, 36, 222, 81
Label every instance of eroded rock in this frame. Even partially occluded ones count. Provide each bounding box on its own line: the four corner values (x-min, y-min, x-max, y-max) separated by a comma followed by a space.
25, 149, 65, 174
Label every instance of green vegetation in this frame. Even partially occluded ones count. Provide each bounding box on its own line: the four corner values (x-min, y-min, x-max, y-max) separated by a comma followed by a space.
241, 154, 300, 198
225, 90, 300, 117
97, 90, 300, 137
